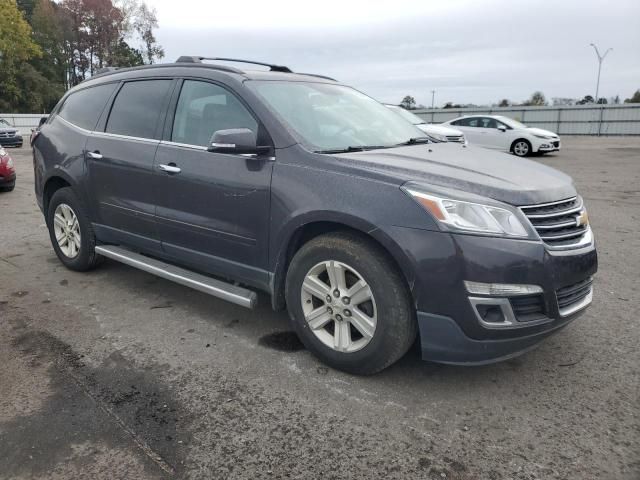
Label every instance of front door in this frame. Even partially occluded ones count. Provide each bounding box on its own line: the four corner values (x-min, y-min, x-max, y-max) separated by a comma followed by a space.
153, 79, 274, 289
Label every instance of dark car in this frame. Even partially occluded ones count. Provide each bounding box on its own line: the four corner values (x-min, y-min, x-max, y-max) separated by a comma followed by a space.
0, 118, 23, 147
32, 57, 597, 374
0, 146, 16, 191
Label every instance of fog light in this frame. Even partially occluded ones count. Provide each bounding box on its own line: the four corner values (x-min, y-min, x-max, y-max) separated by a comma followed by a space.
469, 297, 517, 328
464, 281, 542, 296
475, 304, 505, 324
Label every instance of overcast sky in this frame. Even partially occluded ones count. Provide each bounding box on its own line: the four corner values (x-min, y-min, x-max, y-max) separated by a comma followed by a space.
151, 0, 640, 107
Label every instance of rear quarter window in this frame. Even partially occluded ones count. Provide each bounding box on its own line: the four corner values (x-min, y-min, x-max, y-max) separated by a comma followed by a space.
58, 83, 118, 131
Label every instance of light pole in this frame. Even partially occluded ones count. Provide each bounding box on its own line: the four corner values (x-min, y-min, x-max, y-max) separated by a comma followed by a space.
430, 90, 435, 109
589, 43, 612, 103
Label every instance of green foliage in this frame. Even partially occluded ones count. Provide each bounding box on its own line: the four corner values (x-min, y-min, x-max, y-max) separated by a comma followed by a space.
577, 95, 595, 105
400, 95, 417, 110
624, 90, 640, 103
524, 91, 547, 106
0, 0, 42, 106
1, 0, 164, 113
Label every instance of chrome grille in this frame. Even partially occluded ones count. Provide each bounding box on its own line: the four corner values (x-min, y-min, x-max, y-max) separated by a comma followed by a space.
520, 197, 589, 248
0, 131, 16, 138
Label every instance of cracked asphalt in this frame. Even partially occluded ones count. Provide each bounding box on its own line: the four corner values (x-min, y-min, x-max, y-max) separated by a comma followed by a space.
0, 137, 638, 479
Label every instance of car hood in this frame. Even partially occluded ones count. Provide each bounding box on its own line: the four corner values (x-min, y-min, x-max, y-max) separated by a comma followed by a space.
0, 127, 17, 134
417, 124, 464, 136
526, 127, 558, 138
334, 143, 575, 206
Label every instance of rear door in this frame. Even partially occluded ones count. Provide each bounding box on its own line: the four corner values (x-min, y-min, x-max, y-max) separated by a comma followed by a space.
85, 79, 174, 252
153, 79, 274, 289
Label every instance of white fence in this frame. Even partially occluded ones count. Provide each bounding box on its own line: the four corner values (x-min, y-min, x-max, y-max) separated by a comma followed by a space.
413, 104, 640, 135
0, 114, 48, 136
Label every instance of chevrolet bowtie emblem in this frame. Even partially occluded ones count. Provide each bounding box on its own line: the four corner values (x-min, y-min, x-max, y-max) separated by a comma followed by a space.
576, 210, 589, 227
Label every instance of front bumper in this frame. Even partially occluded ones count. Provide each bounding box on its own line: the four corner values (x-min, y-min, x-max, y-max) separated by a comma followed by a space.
417, 308, 583, 365
387, 226, 597, 364
537, 140, 561, 152
0, 135, 23, 147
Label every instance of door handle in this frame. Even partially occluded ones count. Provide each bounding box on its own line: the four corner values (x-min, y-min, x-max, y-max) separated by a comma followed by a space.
87, 151, 103, 159
158, 164, 181, 174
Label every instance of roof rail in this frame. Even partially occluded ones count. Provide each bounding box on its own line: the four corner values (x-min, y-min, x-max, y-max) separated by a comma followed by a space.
175, 56, 292, 73
297, 73, 338, 82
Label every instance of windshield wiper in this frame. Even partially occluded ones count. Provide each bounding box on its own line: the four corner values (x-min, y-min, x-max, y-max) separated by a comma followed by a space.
397, 137, 432, 146
314, 145, 388, 154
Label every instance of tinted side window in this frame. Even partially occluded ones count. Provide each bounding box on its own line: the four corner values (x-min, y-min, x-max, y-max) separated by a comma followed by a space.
453, 118, 474, 127
106, 80, 172, 139
172, 80, 258, 147
58, 83, 117, 130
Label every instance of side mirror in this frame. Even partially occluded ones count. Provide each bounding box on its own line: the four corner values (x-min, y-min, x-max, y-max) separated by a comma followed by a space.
208, 128, 257, 154
497, 125, 507, 132
39, 116, 47, 127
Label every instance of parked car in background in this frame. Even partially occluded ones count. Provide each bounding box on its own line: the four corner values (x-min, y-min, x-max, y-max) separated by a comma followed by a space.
0, 147, 16, 191
33, 57, 596, 374
385, 105, 466, 143
0, 119, 23, 148
442, 115, 560, 157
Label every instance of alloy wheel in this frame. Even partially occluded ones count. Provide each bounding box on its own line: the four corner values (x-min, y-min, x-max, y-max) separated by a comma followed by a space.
53, 203, 81, 258
300, 260, 377, 353
514, 141, 529, 156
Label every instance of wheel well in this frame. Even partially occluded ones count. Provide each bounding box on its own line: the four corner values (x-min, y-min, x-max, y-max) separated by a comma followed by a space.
43, 177, 71, 214
271, 221, 412, 311
510, 138, 531, 152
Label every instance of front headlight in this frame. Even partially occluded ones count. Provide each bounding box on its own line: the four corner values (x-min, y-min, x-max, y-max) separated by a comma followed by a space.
427, 132, 448, 143
533, 134, 552, 139
402, 187, 528, 237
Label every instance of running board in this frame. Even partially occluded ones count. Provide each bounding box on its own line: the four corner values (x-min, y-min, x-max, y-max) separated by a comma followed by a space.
95, 245, 257, 309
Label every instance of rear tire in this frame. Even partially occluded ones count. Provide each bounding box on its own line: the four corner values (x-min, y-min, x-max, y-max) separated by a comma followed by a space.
47, 187, 103, 271
285, 232, 416, 375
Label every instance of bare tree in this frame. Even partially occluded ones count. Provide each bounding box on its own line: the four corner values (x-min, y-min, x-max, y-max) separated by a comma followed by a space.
134, 2, 164, 64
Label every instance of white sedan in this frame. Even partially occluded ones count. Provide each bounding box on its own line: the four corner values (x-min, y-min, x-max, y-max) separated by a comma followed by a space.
442, 115, 560, 157
385, 105, 467, 144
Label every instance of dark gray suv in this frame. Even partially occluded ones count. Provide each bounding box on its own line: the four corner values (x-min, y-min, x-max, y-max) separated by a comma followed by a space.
32, 57, 597, 374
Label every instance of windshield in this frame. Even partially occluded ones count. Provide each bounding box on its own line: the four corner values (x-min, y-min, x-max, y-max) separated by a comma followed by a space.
497, 116, 528, 129
247, 81, 424, 152
0, 119, 11, 127
386, 105, 425, 125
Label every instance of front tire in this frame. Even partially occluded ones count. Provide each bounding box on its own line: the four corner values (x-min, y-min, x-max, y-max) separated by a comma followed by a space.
512, 139, 532, 157
47, 187, 102, 271
285, 232, 416, 375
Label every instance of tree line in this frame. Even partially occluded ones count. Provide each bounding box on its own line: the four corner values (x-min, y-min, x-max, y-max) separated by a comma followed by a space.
400, 89, 640, 110
0, 0, 164, 113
